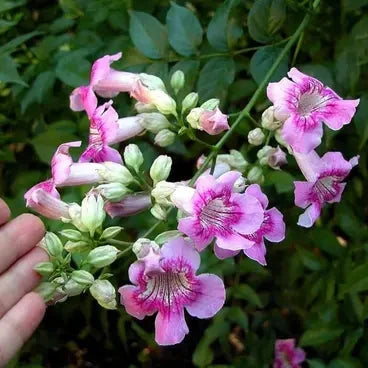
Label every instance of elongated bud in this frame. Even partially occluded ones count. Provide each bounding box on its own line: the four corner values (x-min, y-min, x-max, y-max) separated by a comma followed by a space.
170, 70, 185, 94
64, 279, 85, 297
124, 144, 144, 172
90, 280, 117, 310
149, 90, 177, 115
139, 112, 170, 133
99, 162, 134, 185
86, 245, 119, 268
247, 166, 264, 184
182, 92, 198, 113
45, 232, 63, 258
67, 203, 88, 233
135, 102, 157, 113
150, 203, 167, 220
59, 229, 83, 241
81, 194, 105, 237
100, 226, 123, 240
64, 240, 90, 253
150, 156, 172, 185
96, 183, 130, 201
261, 106, 282, 131
154, 129, 175, 147
201, 98, 219, 110
248, 128, 265, 146
36, 282, 57, 302
34, 261, 54, 276
154, 230, 182, 245
71, 270, 94, 286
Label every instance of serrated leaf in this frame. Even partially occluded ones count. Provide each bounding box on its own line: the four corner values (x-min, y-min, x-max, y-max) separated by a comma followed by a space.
129, 11, 168, 59
300, 327, 344, 346
166, 2, 203, 56
0, 54, 27, 86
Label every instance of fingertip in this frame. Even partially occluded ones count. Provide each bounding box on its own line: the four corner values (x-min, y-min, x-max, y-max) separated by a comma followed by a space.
0, 198, 11, 225
18, 214, 45, 240
25, 292, 47, 322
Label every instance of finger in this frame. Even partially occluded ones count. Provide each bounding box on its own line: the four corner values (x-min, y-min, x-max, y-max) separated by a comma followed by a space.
0, 247, 48, 319
0, 292, 46, 367
0, 214, 45, 273
0, 199, 10, 226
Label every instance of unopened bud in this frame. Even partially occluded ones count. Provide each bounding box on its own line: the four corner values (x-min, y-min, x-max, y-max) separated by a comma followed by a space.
81, 194, 105, 237
99, 162, 134, 185
186, 107, 203, 129
151, 181, 176, 205
150, 155, 172, 185
261, 106, 282, 130
248, 128, 265, 146
139, 73, 166, 91
100, 226, 123, 240
86, 245, 119, 268
124, 144, 144, 172
36, 282, 57, 302
268, 146, 287, 170
64, 279, 85, 297
132, 238, 160, 259
150, 90, 177, 115
154, 230, 182, 245
200, 98, 219, 110
234, 176, 247, 193
96, 183, 130, 201
59, 229, 83, 241
132, 238, 162, 276
257, 145, 274, 165
71, 270, 94, 286
45, 232, 63, 258
150, 203, 167, 220
140, 113, 170, 134
247, 166, 264, 184
64, 240, 90, 253
170, 70, 185, 94
90, 280, 117, 310
34, 261, 54, 276
182, 92, 199, 113
135, 102, 157, 113
154, 129, 176, 147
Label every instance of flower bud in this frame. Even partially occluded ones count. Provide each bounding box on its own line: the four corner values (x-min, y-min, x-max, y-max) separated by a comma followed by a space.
274, 129, 292, 153
150, 155, 172, 185
36, 282, 57, 302
135, 102, 157, 113
33, 261, 54, 276
45, 232, 63, 258
67, 204, 88, 233
86, 245, 119, 268
64, 279, 85, 297
132, 238, 162, 276
261, 106, 282, 131
248, 128, 265, 146
90, 280, 117, 310
71, 270, 94, 286
100, 226, 123, 240
151, 181, 176, 205
59, 229, 83, 241
139, 73, 166, 91
140, 113, 170, 134
186, 107, 203, 129
154, 129, 176, 147
247, 166, 264, 184
200, 98, 220, 110
154, 230, 182, 245
182, 92, 199, 113
257, 145, 274, 165
234, 176, 247, 193
132, 238, 160, 259
99, 162, 134, 185
150, 90, 177, 115
96, 183, 129, 201
81, 194, 105, 237
268, 146, 288, 170
64, 240, 90, 253
124, 144, 144, 172
150, 203, 167, 220
170, 70, 185, 94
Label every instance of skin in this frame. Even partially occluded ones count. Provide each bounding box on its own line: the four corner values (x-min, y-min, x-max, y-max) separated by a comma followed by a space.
0, 198, 47, 367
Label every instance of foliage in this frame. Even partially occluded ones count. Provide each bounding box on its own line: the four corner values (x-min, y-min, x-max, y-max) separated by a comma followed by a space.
1, 0, 368, 367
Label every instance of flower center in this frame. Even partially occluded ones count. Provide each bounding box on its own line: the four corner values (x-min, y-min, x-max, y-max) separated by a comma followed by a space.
314, 176, 339, 202
298, 92, 325, 116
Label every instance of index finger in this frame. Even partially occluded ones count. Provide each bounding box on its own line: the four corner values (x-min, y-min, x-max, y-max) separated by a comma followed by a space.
0, 199, 10, 226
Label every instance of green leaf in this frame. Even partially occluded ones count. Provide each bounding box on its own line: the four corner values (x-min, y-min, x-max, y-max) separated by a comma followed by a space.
267, 170, 294, 194
341, 328, 363, 356
300, 64, 334, 87
297, 248, 328, 271
250, 46, 289, 85
354, 94, 368, 149
166, 2, 203, 56
0, 0, 25, 12
192, 338, 214, 367
55, 51, 91, 87
197, 57, 235, 102
328, 358, 363, 368
207, 0, 240, 51
0, 19, 18, 35
248, 0, 286, 44
300, 327, 344, 346
309, 229, 344, 257
335, 50, 360, 93
308, 360, 327, 368
145, 62, 169, 85
0, 31, 42, 54
232, 284, 263, 307
0, 54, 27, 86
340, 263, 368, 296
129, 11, 168, 59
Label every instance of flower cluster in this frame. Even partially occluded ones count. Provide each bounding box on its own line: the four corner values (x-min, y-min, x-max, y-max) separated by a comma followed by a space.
26, 52, 359, 347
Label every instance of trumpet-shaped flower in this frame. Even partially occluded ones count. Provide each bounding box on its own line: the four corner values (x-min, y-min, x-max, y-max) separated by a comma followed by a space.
267, 68, 359, 153
273, 339, 306, 368
214, 184, 285, 265
294, 150, 358, 227
119, 237, 225, 345
104, 193, 151, 218
171, 171, 264, 253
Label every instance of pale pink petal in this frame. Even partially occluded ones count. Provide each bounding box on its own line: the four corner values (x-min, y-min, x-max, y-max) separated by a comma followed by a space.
216, 171, 241, 192
199, 107, 229, 135
294, 181, 314, 208
266, 77, 295, 120
100, 146, 123, 163
90, 52, 122, 86
195, 174, 217, 195
293, 348, 306, 364
185, 274, 225, 318
69, 86, 97, 118
178, 217, 213, 251
297, 202, 321, 228
155, 310, 189, 345
320, 98, 359, 130
293, 151, 321, 182
263, 208, 285, 242
170, 186, 195, 214
160, 237, 200, 272
243, 241, 267, 266
128, 261, 145, 285
244, 184, 268, 209
109, 117, 144, 144
318, 151, 353, 179
216, 232, 254, 251
105, 193, 151, 218
288, 67, 316, 84
119, 285, 147, 320
214, 244, 239, 259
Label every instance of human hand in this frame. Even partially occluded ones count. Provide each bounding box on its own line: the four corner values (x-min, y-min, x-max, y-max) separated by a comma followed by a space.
0, 198, 47, 366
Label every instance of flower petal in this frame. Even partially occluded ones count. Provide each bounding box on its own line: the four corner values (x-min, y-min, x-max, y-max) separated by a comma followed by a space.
170, 186, 195, 214
297, 202, 321, 228
118, 285, 147, 320
155, 310, 189, 346
263, 208, 285, 242
320, 98, 359, 130
294, 181, 314, 208
216, 232, 254, 251
127, 261, 145, 285
178, 217, 213, 251
244, 184, 268, 209
243, 241, 267, 266
214, 244, 239, 259
216, 171, 241, 192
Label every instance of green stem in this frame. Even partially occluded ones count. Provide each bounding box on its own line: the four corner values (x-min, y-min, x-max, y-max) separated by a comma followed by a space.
245, 112, 260, 127
107, 239, 133, 247
291, 31, 304, 66
117, 246, 133, 259
210, 155, 218, 175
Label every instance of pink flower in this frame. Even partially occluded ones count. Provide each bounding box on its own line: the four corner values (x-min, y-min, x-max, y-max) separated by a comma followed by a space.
119, 237, 225, 345
294, 150, 358, 228
105, 193, 151, 218
268, 146, 288, 170
200, 107, 229, 135
273, 339, 306, 368
213, 184, 285, 265
171, 171, 264, 254
267, 68, 359, 153
24, 179, 70, 219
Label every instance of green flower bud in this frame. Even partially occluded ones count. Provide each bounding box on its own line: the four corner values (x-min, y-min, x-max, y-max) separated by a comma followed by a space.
124, 144, 144, 172
150, 90, 177, 116
154, 230, 182, 245
200, 98, 219, 110
100, 226, 123, 240
99, 162, 134, 185
257, 145, 274, 165
139, 112, 170, 134
86, 245, 119, 268
247, 166, 264, 184
248, 128, 265, 146
90, 280, 117, 310
261, 106, 282, 131
97, 183, 130, 201
132, 238, 160, 258
150, 155, 172, 185
186, 107, 203, 129
33, 261, 54, 276
139, 73, 166, 91
154, 129, 176, 147
170, 70, 185, 94
150, 203, 167, 220
71, 270, 94, 286
64, 279, 85, 297
36, 282, 57, 302
59, 229, 83, 241
182, 92, 199, 113
64, 240, 90, 253
135, 102, 157, 113
45, 232, 63, 258
81, 194, 105, 237
151, 181, 176, 205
